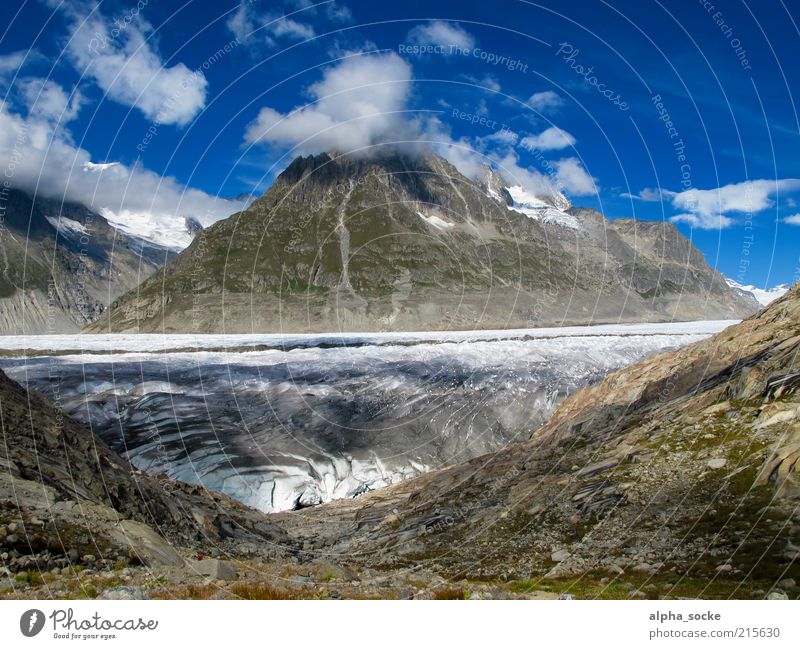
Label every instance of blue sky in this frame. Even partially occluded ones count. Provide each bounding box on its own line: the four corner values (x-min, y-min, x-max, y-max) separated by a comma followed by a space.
1, 0, 799, 286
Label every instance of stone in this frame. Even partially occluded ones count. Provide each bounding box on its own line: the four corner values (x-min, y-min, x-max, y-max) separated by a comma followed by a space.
707, 458, 727, 470
608, 564, 625, 575
703, 402, 731, 416
525, 590, 559, 600
632, 562, 654, 574
551, 549, 571, 562
716, 564, 733, 572
111, 520, 185, 568
777, 578, 796, 589
98, 586, 148, 600
188, 558, 237, 581
766, 591, 788, 600
558, 593, 576, 600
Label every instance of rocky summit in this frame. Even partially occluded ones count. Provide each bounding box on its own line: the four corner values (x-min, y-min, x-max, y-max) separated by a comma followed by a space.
2, 282, 798, 600
88, 151, 757, 334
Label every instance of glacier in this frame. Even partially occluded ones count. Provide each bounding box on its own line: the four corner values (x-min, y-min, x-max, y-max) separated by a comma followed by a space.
0, 321, 735, 513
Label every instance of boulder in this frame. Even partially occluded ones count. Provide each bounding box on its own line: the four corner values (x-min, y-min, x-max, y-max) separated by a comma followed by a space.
188, 558, 237, 580
110, 519, 185, 568
98, 586, 148, 600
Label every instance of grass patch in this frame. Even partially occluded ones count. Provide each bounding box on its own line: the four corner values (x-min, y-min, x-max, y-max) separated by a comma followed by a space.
432, 586, 470, 600
230, 582, 306, 600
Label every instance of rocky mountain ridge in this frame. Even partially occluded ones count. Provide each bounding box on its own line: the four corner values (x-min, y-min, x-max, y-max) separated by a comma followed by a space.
88, 150, 758, 334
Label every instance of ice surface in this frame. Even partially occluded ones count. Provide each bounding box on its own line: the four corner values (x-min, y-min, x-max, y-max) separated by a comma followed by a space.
0, 322, 735, 513
0, 320, 738, 354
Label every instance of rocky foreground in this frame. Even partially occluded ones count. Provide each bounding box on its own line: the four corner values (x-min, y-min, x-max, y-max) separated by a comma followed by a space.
1, 284, 799, 599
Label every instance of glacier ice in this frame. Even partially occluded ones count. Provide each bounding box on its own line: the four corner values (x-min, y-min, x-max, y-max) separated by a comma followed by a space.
0, 322, 734, 513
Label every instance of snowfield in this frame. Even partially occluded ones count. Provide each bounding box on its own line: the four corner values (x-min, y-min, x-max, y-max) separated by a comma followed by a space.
0, 320, 738, 354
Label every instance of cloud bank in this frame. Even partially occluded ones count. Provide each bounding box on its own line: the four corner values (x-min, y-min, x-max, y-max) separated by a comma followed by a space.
0, 93, 245, 249
245, 52, 596, 200
629, 179, 800, 229
245, 52, 416, 153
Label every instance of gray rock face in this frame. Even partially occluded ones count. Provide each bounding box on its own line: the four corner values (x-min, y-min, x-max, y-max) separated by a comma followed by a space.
89, 150, 757, 334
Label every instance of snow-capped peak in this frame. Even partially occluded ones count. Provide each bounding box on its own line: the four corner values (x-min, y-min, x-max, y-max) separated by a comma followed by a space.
480, 165, 577, 229
504, 184, 579, 230
99, 208, 195, 251
725, 278, 789, 306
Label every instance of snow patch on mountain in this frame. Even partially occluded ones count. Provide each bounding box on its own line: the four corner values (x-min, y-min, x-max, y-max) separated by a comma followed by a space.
505, 185, 580, 230
725, 278, 789, 306
416, 210, 455, 229
99, 207, 195, 251
45, 215, 89, 238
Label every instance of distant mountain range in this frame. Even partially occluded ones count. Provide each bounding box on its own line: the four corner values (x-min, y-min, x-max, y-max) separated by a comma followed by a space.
725, 278, 790, 306
86, 150, 758, 334
0, 189, 182, 333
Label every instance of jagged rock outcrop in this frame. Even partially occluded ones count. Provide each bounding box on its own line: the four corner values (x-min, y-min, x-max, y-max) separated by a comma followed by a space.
88, 150, 757, 333
0, 189, 169, 333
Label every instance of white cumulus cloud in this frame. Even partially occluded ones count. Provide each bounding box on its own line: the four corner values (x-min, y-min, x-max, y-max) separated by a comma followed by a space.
58, 5, 207, 126
17, 77, 83, 123
669, 179, 800, 229
527, 91, 563, 112
245, 52, 415, 154
553, 157, 597, 196
407, 21, 476, 52
227, 1, 322, 47
520, 127, 575, 151
784, 213, 800, 225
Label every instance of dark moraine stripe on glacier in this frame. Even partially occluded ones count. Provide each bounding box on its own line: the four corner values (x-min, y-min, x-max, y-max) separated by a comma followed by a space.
0, 330, 715, 513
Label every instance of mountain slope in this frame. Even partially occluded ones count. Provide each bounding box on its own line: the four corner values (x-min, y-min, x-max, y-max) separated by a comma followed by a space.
0, 189, 172, 333
0, 365, 292, 577
275, 284, 800, 597
88, 150, 757, 333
